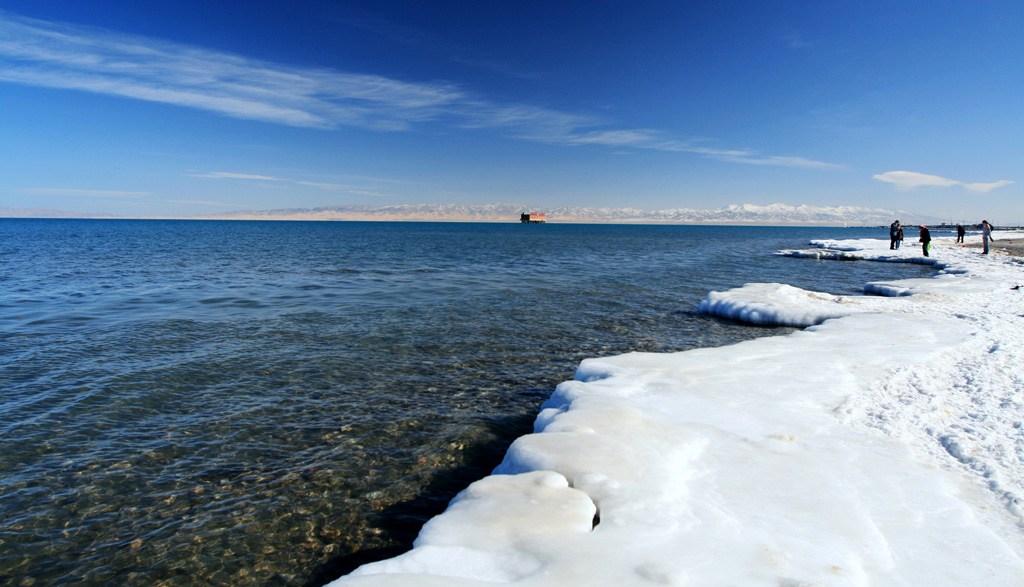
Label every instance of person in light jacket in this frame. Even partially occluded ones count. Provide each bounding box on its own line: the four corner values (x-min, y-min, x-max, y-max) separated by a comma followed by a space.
981, 220, 995, 254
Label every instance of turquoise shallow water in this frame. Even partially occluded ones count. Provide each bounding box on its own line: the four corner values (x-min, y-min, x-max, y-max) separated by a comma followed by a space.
0, 220, 934, 585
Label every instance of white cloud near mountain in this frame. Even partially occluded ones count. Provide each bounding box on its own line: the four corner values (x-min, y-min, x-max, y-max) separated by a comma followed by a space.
873, 171, 1013, 193
962, 180, 1015, 193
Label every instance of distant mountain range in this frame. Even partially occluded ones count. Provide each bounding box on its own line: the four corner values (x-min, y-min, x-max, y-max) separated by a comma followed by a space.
2, 203, 939, 226
195, 202, 937, 226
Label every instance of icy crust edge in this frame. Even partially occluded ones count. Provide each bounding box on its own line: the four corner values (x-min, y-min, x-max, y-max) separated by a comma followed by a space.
697, 282, 861, 327
343, 470, 597, 584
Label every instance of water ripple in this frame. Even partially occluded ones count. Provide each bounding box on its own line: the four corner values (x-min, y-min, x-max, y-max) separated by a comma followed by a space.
0, 220, 934, 586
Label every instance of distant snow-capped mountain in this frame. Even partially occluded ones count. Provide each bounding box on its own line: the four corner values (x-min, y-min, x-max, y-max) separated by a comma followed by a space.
196, 202, 938, 226
1, 202, 939, 225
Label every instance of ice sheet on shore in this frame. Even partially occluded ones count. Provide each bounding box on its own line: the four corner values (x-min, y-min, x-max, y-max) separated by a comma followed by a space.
327, 233, 1024, 586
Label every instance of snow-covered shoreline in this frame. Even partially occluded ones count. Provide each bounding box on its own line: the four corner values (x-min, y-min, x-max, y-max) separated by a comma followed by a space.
328, 234, 1024, 586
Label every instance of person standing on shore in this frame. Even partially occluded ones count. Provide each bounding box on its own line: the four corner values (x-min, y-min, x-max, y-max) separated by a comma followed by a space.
956, 224, 965, 243
981, 220, 995, 254
896, 224, 904, 249
919, 225, 931, 257
890, 220, 901, 249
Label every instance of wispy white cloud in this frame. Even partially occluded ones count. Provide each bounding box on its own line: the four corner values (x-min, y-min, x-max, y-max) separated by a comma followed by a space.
0, 12, 461, 130
0, 11, 839, 169
682, 147, 841, 169
561, 129, 666, 147
22, 188, 151, 197
188, 171, 398, 197
512, 122, 842, 168
295, 181, 348, 191
165, 199, 239, 207
873, 171, 1014, 193
872, 171, 960, 189
962, 180, 1014, 193
187, 172, 285, 181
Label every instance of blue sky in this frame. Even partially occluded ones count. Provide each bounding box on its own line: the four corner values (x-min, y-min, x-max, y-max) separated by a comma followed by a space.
1, 1, 1021, 222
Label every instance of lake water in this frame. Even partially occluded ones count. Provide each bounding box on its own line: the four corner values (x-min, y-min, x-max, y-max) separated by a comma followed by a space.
0, 220, 934, 586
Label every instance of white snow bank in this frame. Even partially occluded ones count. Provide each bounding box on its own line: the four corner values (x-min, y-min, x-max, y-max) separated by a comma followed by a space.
327, 234, 1024, 587
697, 282, 863, 326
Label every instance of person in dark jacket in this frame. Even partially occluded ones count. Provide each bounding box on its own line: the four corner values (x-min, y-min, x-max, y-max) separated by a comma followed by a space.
889, 220, 901, 249
956, 224, 965, 243
919, 225, 931, 257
